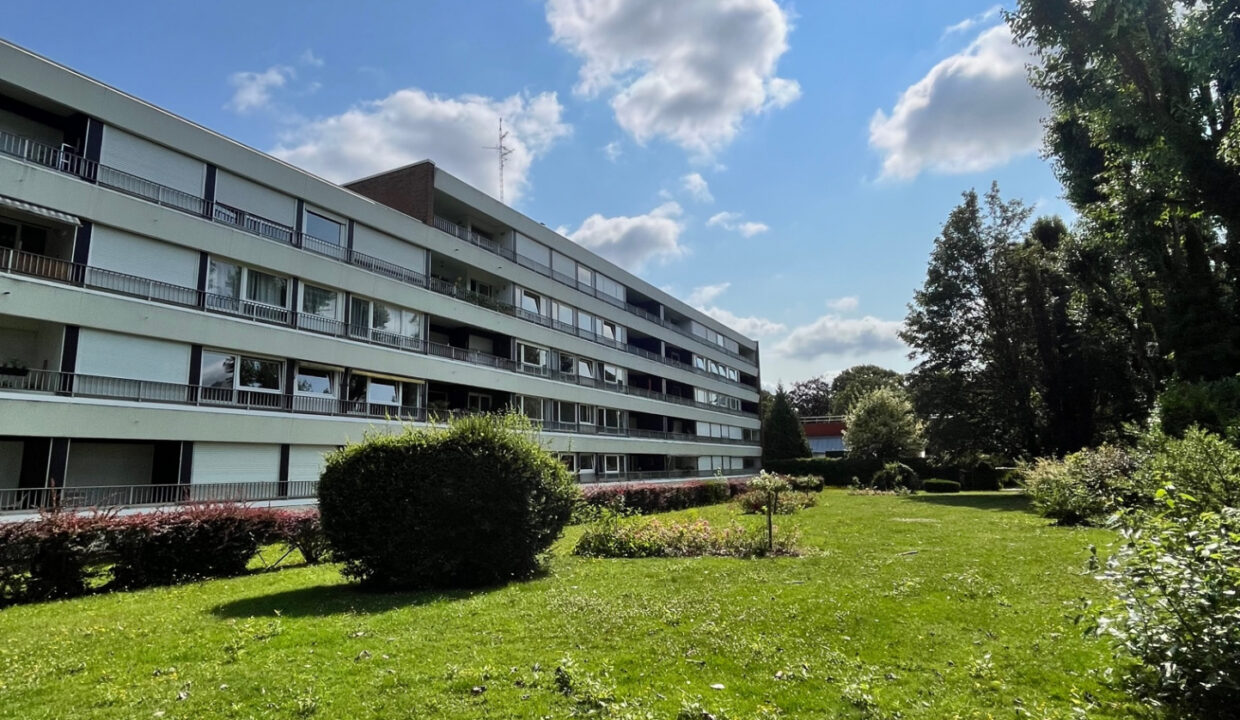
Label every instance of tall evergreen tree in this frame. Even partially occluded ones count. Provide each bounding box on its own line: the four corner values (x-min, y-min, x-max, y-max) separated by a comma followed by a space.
762, 386, 811, 462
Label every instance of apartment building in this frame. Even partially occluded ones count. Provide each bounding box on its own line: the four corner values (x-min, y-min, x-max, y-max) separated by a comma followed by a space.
0, 40, 762, 509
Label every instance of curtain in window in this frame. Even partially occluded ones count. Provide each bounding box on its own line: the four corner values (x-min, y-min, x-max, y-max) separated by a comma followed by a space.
246, 271, 287, 307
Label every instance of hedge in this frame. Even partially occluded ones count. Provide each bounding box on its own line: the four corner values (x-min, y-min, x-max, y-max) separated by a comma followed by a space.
922, 479, 962, 493
762, 457, 1005, 491
0, 506, 324, 606
579, 478, 749, 516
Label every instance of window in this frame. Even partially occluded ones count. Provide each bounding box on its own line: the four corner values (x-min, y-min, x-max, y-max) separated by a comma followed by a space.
517, 395, 544, 421
599, 408, 624, 429
577, 265, 593, 287
348, 374, 421, 411
577, 311, 594, 336
579, 454, 596, 471
554, 301, 574, 326
559, 353, 576, 375
604, 455, 622, 474
301, 285, 339, 318
600, 320, 618, 342
206, 258, 242, 300
468, 393, 492, 412
200, 351, 283, 403
245, 269, 287, 308
579, 404, 596, 425
350, 297, 421, 345
577, 358, 595, 380
557, 401, 576, 424
603, 364, 623, 385
469, 279, 493, 297
305, 211, 343, 245
519, 288, 544, 315
597, 274, 625, 302
295, 365, 335, 395
551, 251, 575, 280
519, 343, 548, 370
559, 454, 577, 472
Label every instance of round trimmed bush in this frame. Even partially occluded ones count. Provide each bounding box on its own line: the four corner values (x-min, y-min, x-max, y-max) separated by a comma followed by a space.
922, 478, 961, 493
870, 461, 921, 491
318, 413, 579, 590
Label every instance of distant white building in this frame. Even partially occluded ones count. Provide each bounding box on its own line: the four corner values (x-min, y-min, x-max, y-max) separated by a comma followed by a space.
0, 40, 762, 510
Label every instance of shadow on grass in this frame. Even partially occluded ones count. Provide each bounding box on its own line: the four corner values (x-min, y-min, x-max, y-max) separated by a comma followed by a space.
212, 583, 483, 619
904, 491, 1031, 513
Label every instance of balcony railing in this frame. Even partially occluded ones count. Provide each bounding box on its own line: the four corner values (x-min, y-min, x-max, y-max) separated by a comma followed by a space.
0, 368, 760, 447
0, 129, 755, 391
0, 246, 755, 418
0, 480, 318, 513
0, 468, 757, 513
431, 215, 756, 365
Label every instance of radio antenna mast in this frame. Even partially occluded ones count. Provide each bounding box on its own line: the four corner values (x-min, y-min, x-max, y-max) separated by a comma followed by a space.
484, 117, 514, 203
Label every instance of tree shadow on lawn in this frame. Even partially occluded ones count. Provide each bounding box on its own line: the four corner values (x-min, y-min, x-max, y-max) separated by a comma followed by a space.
904, 491, 1032, 513
212, 582, 498, 619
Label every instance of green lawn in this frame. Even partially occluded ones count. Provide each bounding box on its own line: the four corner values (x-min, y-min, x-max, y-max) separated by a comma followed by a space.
0, 492, 1141, 719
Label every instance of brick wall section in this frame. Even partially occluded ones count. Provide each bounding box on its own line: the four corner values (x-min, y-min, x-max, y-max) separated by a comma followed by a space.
344, 161, 436, 225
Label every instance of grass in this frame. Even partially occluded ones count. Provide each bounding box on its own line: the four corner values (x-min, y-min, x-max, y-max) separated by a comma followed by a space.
0, 491, 1142, 719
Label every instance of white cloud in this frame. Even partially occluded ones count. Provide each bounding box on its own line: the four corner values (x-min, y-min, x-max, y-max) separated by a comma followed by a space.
603, 140, 623, 161
707, 211, 769, 237
774, 314, 906, 360
700, 306, 787, 338
869, 24, 1046, 180
226, 65, 294, 113
299, 49, 325, 67
272, 89, 570, 203
546, 0, 800, 158
564, 201, 685, 271
942, 5, 1003, 37
687, 282, 730, 306
826, 296, 859, 312
680, 173, 714, 203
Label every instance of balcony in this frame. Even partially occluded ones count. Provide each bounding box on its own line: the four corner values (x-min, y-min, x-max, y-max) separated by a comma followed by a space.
0, 368, 759, 447
0, 130, 756, 393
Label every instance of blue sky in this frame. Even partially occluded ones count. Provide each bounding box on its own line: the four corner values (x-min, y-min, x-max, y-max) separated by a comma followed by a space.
4, 1, 1067, 386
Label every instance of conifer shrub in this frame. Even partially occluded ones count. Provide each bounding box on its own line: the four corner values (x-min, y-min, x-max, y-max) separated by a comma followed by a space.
318, 413, 579, 590
922, 478, 961, 493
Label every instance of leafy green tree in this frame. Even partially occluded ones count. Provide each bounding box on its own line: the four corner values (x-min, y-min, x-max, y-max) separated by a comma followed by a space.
829, 365, 902, 416
1010, 0, 1240, 382
787, 376, 832, 417
844, 388, 924, 463
761, 386, 811, 463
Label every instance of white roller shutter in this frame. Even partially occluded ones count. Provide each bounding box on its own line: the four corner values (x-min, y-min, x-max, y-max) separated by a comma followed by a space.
288, 445, 335, 484
352, 224, 426, 273
214, 170, 297, 226
100, 126, 206, 197
75, 329, 190, 384
192, 443, 280, 485
88, 226, 199, 289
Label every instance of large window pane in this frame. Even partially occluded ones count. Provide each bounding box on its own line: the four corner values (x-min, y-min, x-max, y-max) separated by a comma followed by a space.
201, 351, 234, 389
371, 302, 398, 332
302, 285, 338, 318
295, 366, 334, 395
246, 270, 287, 307
348, 375, 368, 404
350, 297, 371, 333
305, 211, 342, 245
367, 379, 399, 406
520, 344, 547, 368
519, 288, 542, 315
207, 259, 241, 299
239, 357, 281, 391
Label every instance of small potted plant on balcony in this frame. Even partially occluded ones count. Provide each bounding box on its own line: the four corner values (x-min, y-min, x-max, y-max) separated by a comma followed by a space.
0, 358, 29, 377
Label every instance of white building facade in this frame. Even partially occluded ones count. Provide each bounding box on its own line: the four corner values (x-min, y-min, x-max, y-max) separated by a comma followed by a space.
0, 40, 763, 509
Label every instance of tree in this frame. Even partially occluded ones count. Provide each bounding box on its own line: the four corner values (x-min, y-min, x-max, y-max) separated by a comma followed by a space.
787, 376, 832, 417
829, 365, 902, 415
1010, 0, 1240, 381
843, 388, 924, 463
762, 386, 811, 463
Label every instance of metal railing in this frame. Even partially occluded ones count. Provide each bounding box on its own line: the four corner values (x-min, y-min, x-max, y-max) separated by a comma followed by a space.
0, 480, 319, 513
0, 129, 757, 392
0, 246, 755, 417
0, 367, 759, 446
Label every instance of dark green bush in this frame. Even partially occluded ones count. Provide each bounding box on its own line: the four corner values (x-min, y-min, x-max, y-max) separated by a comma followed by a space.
1022, 445, 1137, 525
318, 413, 580, 590
1157, 376, 1240, 437
922, 479, 961, 493
573, 514, 798, 558
869, 462, 920, 491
